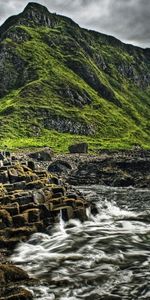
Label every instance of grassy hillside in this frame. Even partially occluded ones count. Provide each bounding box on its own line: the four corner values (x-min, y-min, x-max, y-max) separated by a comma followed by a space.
0, 2, 150, 152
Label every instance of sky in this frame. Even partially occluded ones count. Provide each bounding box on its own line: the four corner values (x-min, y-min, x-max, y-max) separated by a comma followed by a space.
0, 0, 149, 48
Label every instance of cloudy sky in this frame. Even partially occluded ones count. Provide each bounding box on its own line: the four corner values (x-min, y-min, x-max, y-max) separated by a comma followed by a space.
0, 0, 149, 48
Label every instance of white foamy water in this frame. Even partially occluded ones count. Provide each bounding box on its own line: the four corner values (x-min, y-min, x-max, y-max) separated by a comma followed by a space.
11, 185, 150, 300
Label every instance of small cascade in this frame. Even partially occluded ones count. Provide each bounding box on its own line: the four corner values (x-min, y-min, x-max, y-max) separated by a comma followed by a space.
11, 184, 150, 300
59, 209, 67, 235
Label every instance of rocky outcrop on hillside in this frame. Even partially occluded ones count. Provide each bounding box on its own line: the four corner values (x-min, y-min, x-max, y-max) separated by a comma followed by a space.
0, 2, 58, 37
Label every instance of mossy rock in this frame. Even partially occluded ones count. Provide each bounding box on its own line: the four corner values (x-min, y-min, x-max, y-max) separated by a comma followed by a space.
0, 264, 29, 283
0, 287, 33, 300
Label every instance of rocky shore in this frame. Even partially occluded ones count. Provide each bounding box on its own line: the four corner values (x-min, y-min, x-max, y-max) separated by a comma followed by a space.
0, 150, 88, 300
66, 149, 150, 188
0, 148, 149, 299
39, 148, 150, 188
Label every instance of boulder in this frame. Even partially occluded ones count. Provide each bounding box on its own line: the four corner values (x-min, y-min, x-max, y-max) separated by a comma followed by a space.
68, 143, 88, 154
27, 160, 35, 170
28, 149, 52, 161
0, 264, 29, 283
48, 160, 72, 174
0, 264, 33, 300
0, 287, 33, 300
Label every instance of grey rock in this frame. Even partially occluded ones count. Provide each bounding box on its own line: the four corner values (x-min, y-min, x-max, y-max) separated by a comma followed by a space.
68, 143, 88, 154
28, 149, 52, 161
48, 160, 72, 174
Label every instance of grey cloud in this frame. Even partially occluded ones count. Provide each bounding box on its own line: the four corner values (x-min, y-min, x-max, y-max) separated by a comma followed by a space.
0, 0, 149, 48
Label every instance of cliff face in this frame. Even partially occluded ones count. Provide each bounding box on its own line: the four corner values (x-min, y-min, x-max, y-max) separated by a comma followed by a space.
0, 2, 150, 150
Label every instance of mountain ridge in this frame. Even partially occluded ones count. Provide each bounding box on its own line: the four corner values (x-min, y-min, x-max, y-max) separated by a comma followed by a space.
1, 2, 150, 51
0, 2, 149, 151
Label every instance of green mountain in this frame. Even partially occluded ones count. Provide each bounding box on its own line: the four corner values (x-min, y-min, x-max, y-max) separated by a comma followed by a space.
0, 2, 150, 151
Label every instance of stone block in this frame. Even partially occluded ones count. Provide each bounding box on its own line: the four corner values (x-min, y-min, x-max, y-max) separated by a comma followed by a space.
27, 209, 39, 223
27, 160, 35, 170
3, 183, 14, 192
0, 171, 9, 184
25, 180, 44, 190
0, 209, 12, 227
52, 187, 65, 196
13, 214, 27, 227
13, 181, 26, 190
68, 142, 88, 154
5, 203, 20, 216
20, 203, 37, 213
16, 195, 34, 205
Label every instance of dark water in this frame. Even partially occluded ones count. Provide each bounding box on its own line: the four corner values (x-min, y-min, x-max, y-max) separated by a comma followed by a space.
11, 185, 150, 300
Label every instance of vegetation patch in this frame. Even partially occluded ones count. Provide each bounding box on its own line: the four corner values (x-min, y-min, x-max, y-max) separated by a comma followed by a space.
0, 3, 149, 151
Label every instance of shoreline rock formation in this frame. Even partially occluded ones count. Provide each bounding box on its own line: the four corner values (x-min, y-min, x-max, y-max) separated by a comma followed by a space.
0, 151, 88, 300
67, 150, 150, 188
0, 148, 149, 299
45, 149, 150, 188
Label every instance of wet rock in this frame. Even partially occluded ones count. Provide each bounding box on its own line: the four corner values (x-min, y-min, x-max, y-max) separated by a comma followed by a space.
0, 264, 29, 283
0, 263, 33, 300
52, 192, 63, 199
74, 207, 87, 221
113, 175, 135, 187
0, 287, 33, 300
68, 150, 150, 188
25, 180, 44, 190
7, 226, 37, 239
27, 209, 39, 223
14, 194, 34, 206
27, 160, 35, 171
0, 155, 89, 254
48, 160, 72, 174
0, 171, 9, 184
33, 190, 45, 204
13, 181, 26, 190
8, 166, 27, 184
52, 187, 65, 196
49, 176, 60, 185
0, 152, 89, 300
66, 193, 78, 199
0, 210, 12, 227
13, 214, 27, 227
68, 142, 88, 154
4, 203, 20, 216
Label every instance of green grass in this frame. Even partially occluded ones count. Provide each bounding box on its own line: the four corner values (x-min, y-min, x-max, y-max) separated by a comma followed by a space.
0, 10, 150, 152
